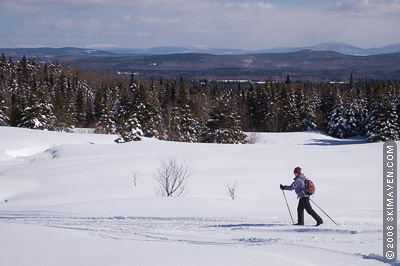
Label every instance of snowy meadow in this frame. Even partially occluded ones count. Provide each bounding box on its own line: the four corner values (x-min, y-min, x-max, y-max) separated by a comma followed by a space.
0, 127, 398, 266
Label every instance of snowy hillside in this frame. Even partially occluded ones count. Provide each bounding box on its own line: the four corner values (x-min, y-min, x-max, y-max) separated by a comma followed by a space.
0, 127, 398, 266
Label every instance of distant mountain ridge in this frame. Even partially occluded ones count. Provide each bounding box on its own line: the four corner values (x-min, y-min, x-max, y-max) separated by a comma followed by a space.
0, 47, 114, 58
2, 42, 400, 57
2, 45, 400, 81
52, 50, 400, 81
109, 42, 400, 56
261, 42, 400, 56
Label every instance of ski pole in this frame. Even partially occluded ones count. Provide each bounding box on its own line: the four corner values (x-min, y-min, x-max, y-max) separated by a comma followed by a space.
282, 190, 294, 225
310, 198, 338, 226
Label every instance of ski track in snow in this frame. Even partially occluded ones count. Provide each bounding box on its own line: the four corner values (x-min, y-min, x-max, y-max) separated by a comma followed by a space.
0, 214, 393, 265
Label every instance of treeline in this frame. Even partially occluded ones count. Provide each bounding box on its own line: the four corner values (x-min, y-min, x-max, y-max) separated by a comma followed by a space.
0, 54, 399, 143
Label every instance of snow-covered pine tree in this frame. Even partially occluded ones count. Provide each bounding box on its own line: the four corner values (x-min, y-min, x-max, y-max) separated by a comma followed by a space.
366, 101, 399, 142
325, 86, 356, 138
236, 83, 250, 131
265, 83, 283, 132
9, 92, 21, 127
0, 53, 6, 80
203, 93, 247, 144
169, 104, 199, 142
342, 102, 358, 137
18, 89, 56, 130
114, 82, 130, 124
51, 69, 74, 131
247, 83, 269, 131
166, 78, 199, 142
134, 83, 161, 139
366, 83, 399, 142
327, 103, 348, 138
353, 86, 368, 135
280, 85, 301, 132
14, 56, 56, 130
114, 81, 143, 142
115, 74, 161, 139
296, 87, 316, 131
319, 86, 338, 128
95, 105, 115, 134
190, 82, 211, 140
326, 86, 359, 139
0, 93, 8, 126
73, 73, 90, 128
115, 115, 143, 143
95, 86, 116, 134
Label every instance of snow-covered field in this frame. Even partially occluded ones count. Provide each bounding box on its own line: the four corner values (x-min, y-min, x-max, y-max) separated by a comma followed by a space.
0, 127, 398, 266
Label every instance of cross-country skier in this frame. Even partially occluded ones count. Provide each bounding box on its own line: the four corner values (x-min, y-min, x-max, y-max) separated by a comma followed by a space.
280, 167, 323, 226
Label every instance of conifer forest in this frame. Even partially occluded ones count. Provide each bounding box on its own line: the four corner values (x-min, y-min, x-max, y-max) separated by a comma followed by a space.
0, 54, 399, 143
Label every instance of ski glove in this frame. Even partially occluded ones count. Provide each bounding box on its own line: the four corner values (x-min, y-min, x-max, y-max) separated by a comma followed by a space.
280, 184, 285, 190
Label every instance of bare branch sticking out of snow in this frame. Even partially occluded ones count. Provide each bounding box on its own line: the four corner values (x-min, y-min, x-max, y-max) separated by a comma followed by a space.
154, 156, 193, 197
227, 180, 239, 200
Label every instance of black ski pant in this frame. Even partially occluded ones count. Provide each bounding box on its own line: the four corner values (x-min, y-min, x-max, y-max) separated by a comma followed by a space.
297, 197, 323, 224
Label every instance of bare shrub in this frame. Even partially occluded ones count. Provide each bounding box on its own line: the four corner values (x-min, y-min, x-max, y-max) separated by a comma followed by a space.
247, 132, 261, 144
227, 180, 239, 200
154, 156, 193, 197
131, 171, 138, 187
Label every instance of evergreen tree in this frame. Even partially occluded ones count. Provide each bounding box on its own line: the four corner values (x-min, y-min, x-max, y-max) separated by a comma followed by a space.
297, 86, 316, 131
0, 53, 6, 82
0, 93, 8, 126
115, 115, 143, 143
135, 83, 161, 138
366, 101, 399, 142
167, 78, 199, 142
285, 74, 291, 86
203, 93, 247, 144
9, 92, 21, 127
319, 85, 338, 128
326, 87, 358, 139
366, 84, 399, 142
265, 83, 283, 132
342, 101, 359, 137
73, 74, 89, 127
327, 103, 348, 138
95, 86, 116, 134
353, 85, 368, 135
191, 82, 211, 139
19, 90, 56, 130
281, 85, 301, 132
247, 83, 269, 131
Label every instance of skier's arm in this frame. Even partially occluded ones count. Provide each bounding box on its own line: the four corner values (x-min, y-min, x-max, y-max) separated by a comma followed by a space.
282, 180, 298, 191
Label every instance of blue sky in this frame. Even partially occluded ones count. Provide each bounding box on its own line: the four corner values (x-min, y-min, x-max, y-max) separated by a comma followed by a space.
1, 0, 399, 50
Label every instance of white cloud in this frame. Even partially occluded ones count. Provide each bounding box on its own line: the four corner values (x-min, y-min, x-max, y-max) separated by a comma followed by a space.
22, 19, 48, 27
1, 0, 400, 49
0, 0, 42, 13
55, 19, 75, 32
84, 19, 104, 32
85, 43, 121, 49
55, 19, 104, 33
333, 0, 400, 15
0, 0, 210, 12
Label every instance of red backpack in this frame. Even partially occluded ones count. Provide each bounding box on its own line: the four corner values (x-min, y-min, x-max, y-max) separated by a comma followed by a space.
304, 178, 315, 195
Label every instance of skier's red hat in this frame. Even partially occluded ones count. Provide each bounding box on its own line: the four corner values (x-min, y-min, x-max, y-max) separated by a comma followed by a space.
294, 167, 302, 174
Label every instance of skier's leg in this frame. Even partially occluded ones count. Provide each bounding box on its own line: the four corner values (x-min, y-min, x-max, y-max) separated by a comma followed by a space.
304, 197, 323, 225
296, 198, 305, 225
